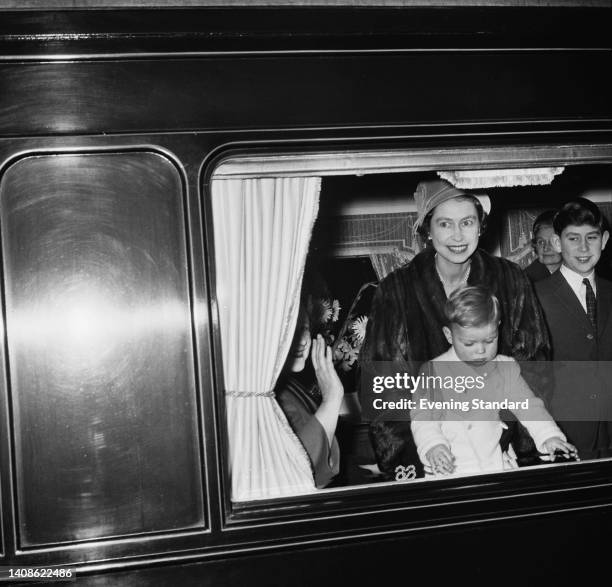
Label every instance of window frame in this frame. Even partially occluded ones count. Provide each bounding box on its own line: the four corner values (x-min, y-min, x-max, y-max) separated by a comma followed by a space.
205, 140, 612, 530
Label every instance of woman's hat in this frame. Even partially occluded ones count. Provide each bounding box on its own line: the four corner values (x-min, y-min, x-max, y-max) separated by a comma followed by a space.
413, 179, 491, 233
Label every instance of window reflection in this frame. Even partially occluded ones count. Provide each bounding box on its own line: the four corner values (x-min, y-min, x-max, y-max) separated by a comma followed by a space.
14, 285, 187, 372
0, 151, 203, 545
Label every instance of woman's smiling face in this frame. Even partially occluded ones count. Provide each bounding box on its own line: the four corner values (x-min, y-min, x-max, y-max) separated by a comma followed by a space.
429, 197, 480, 265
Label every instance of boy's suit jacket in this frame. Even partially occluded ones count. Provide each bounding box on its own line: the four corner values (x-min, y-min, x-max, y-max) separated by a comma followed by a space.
525, 259, 554, 284
535, 271, 612, 457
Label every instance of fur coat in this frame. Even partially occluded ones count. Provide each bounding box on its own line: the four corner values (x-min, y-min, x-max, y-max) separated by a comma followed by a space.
360, 247, 551, 477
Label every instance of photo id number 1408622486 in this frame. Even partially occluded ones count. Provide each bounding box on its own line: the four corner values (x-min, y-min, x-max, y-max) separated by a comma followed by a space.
0, 567, 75, 582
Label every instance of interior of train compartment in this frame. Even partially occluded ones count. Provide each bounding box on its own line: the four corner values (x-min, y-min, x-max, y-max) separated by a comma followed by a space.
273, 162, 612, 486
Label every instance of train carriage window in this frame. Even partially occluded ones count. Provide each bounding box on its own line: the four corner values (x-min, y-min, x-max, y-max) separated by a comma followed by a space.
0, 151, 204, 545
210, 145, 612, 503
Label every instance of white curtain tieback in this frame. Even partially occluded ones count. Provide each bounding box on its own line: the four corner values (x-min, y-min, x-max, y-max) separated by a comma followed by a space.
226, 390, 275, 398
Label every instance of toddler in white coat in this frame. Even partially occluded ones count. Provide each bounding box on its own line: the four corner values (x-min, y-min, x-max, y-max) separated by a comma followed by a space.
410, 285, 577, 476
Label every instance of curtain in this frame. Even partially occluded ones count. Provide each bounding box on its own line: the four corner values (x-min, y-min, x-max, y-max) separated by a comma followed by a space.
211, 176, 321, 501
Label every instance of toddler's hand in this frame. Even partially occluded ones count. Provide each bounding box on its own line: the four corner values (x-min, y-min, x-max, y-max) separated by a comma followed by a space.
541, 437, 579, 461
425, 444, 456, 475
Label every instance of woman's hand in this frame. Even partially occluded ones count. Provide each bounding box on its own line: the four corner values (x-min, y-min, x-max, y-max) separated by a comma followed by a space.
311, 335, 343, 407
311, 335, 344, 446
425, 443, 456, 475
541, 437, 579, 461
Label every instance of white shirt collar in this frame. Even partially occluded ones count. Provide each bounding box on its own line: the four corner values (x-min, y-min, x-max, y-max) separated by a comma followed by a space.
560, 264, 595, 291
560, 264, 596, 313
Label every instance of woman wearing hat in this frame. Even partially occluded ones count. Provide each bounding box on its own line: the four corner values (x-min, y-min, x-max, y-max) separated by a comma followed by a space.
360, 178, 550, 478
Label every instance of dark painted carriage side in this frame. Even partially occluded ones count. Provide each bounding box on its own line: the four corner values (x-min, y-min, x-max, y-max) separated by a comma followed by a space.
0, 5, 611, 585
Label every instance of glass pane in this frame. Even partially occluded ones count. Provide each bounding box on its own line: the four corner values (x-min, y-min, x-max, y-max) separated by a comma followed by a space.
0, 151, 204, 545
213, 153, 612, 501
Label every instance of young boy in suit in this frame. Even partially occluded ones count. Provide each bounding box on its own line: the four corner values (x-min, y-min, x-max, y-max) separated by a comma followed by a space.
535, 197, 612, 459
411, 286, 576, 477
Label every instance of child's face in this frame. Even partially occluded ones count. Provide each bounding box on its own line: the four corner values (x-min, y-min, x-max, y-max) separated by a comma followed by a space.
443, 321, 499, 366
553, 224, 610, 277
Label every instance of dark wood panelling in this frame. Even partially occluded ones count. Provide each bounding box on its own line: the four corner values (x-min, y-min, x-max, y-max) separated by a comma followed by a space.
1, 51, 611, 137
1, 6, 611, 55
69, 505, 612, 586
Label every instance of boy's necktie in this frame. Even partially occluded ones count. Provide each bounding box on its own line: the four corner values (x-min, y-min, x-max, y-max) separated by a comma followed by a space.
583, 277, 597, 331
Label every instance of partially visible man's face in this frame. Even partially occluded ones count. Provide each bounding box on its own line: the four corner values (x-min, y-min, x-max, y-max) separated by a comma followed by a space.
533, 225, 562, 269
